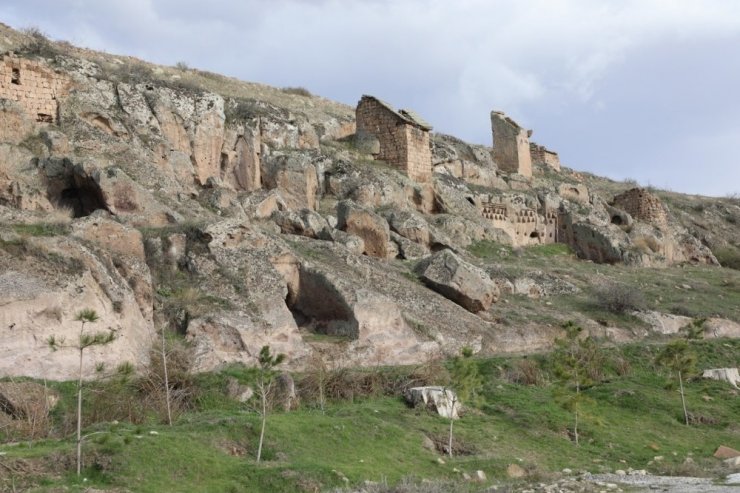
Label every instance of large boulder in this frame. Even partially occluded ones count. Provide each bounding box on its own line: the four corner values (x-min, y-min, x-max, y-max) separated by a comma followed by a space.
272, 208, 330, 239
336, 200, 391, 258
404, 386, 460, 419
415, 250, 498, 313
702, 368, 740, 389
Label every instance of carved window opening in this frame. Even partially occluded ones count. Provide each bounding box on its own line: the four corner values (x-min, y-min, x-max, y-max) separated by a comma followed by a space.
11, 68, 20, 85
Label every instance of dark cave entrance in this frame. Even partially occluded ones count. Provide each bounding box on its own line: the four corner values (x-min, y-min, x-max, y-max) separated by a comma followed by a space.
611, 215, 624, 225
59, 176, 109, 218
45, 160, 110, 218
279, 260, 359, 340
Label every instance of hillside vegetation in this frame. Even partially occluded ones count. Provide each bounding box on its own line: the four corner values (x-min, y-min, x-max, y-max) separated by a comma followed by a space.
1, 338, 738, 492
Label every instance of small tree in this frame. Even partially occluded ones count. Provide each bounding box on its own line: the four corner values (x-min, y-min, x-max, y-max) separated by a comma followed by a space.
48, 309, 116, 476
655, 339, 697, 425
254, 345, 285, 463
159, 327, 173, 426
551, 321, 602, 446
446, 347, 483, 458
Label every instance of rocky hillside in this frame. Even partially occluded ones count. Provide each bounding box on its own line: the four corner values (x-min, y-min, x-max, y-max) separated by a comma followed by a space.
1, 23, 739, 380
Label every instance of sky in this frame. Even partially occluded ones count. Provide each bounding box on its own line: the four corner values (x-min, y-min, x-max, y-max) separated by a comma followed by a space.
1, 0, 739, 197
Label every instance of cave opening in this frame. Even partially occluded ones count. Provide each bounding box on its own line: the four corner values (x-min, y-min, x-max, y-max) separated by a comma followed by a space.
611, 215, 623, 225
281, 262, 359, 340
57, 175, 109, 218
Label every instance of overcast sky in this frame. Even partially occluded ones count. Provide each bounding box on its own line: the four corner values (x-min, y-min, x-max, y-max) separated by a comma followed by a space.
2, 1, 739, 196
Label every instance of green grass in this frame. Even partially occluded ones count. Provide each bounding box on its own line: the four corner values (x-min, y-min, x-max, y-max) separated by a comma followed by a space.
466, 239, 740, 324
3, 222, 71, 236
2, 340, 738, 492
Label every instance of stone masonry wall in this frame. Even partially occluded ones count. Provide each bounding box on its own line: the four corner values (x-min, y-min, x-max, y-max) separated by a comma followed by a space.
356, 97, 431, 182
401, 125, 432, 182
0, 55, 70, 123
530, 143, 560, 171
612, 188, 668, 228
491, 111, 532, 178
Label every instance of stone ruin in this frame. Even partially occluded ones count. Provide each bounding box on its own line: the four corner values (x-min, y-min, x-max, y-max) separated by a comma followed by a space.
0, 54, 70, 124
356, 95, 433, 182
530, 142, 560, 171
490, 111, 532, 178
611, 187, 668, 228
481, 199, 559, 247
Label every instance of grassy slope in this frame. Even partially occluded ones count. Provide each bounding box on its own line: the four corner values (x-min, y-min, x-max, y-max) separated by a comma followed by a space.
2, 340, 739, 493
466, 241, 740, 328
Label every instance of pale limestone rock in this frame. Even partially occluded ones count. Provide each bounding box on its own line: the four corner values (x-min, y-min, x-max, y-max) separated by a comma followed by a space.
634, 311, 692, 335
415, 249, 498, 313
702, 368, 740, 389
261, 153, 319, 210
0, 241, 152, 380
337, 200, 391, 259
272, 208, 329, 239
404, 386, 460, 419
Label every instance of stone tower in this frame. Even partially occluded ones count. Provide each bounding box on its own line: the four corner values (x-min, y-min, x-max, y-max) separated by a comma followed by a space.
356, 95, 433, 183
490, 111, 532, 178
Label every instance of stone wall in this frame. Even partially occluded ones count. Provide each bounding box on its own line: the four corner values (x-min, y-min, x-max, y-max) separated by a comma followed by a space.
481, 201, 557, 246
0, 55, 70, 123
356, 96, 432, 183
491, 111, 532, 178
612, 188, 668, 228
530, 143, 560, 171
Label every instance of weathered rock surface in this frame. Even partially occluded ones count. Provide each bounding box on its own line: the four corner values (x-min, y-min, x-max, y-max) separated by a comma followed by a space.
702, 369, 740, 389
415, 250, 498, 313
404, 386, 460, 419
337, 200, 391, 258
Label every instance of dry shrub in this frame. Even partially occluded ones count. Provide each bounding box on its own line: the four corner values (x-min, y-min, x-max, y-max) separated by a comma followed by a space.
505, 359, 545, 386
0, 381, 55, 441
633, 235, 662, 253
281, 86, 312, 97
611, 354, 632, 376
594, 282, 645, 314
298, 357, 450, 406
139, 336, 197, 422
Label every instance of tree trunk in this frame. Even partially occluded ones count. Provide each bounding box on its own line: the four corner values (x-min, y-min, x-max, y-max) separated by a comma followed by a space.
448, 417, 454, 458
76, 348, 83, 476
679, 370, 689, 426
574, 407, 579, 446
161, 329, 172, 426
257, 381, 267, 463
574, 380, 580, 446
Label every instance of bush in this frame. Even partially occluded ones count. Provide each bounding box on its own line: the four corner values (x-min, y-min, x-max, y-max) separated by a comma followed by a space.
20, 26, 57, 58
593, 282, 645, 314
281, 86, 312, 97
714, 246, 740, 270
505, 358, 545, 386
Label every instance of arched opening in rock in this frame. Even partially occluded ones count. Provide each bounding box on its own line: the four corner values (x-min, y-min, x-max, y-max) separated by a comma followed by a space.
278, 260, 359, 340
529, 231, 540, 238
46, 161, 110, 218
58, 175, 109, 218
611, 215, 623, 225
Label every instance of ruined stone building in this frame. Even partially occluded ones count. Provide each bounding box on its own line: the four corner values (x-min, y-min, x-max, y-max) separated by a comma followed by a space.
612, 188, 668, 228
0, 54, 70, 124
530, 142, 560, 171
356, 95, 433, 182
481, 200, 558, 247
490, 111, 532, 178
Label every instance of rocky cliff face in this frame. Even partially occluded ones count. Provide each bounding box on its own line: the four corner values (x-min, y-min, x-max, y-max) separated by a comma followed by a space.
0, 25, 735, 380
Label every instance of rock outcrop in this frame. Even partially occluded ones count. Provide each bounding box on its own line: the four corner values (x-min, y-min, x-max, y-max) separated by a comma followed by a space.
415, 250, 498, 313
